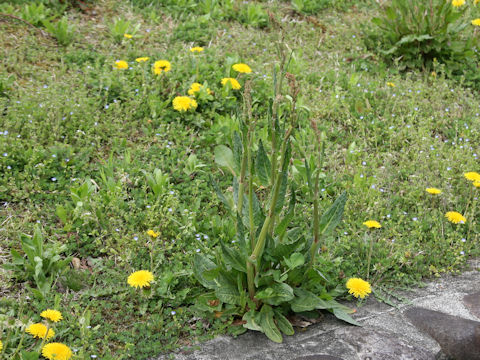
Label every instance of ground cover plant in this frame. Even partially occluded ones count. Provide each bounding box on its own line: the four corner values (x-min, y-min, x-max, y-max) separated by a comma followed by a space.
0, 0, 479, 359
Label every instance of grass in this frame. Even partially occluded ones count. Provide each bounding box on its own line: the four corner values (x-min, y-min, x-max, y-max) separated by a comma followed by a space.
0, 0, 479, 359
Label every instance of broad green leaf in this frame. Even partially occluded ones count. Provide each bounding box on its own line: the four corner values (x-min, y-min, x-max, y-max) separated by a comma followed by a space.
318, 192, 347, 238
220, 242, 246, 273
291, 288, 330, 313
284, 253, 305, 270
333, 308, 361, 326
242, 309, 262, 331
193, 254, 218, 289
255, 140, 271, 187
255, 282, 294, 306
259, 305, 283, 343
214, 273, 242, 305
215, 145, 236, 176
274, 169, 288, 214
274, 309, 294, 336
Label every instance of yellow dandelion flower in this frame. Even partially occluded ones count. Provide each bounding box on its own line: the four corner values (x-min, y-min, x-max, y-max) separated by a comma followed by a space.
124, 33, 133, 39
147, 230, 159, 238
475, 0, 480, 5
0, 340, 3, 352
40, 309, 63, 323
452, 0, 465, 7
153, 60, 171, 75
363, 220, 381, 229
188, 83, 212, 96
135, 57, 150, 63
472, 19, 480, 26
386, 82, 395, 87
232, 63, 252, 74
221, 78, 241, 90
464, 172, 480, 182
346, 278, 372, 299
172, 96, 198, 112
128, 270, 154, 288
26, 323, 55, 340
445, 211, 466, 224
426, 187, 442, 195
42, 343, 72, 360
473, 181, 480, 188
113, 60, 128, 70
190, 47, 204, 53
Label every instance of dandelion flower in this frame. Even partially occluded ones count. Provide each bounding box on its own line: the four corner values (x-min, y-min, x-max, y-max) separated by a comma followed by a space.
445, 211, 466, 224
346, 278, 372, 299
40, 310, 63, 323
124, 33, 133, 39
153, 60, 171, 75
190, 47, 204, 53
475, 0, 480, 5
135, 57, 150, 63
128, 270, 154, 288
452, 0, 465, 7
188, 83, 212, 96
472, 19, 480, 26
221, 78, 241, 90
363, 220, 381, 229
42, 343, 72, 360
172, 96, 198, 112
0, 340, 3, 352
426, 188, 442, 195
386, 82, 395, 87
464, 172, 480, 181
26, 323, 55, 340
147, 230, 159, 238
113, 60, 128, 70
232, 63, 252, 73
473, 181, 480, 188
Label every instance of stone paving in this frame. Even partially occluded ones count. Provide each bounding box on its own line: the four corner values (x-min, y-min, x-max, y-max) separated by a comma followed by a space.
156, 260, 480, 360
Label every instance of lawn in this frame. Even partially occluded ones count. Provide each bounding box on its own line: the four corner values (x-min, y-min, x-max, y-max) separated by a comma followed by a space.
0, 0, 479, 359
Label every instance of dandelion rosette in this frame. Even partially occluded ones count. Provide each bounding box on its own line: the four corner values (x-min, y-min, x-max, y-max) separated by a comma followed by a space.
221, 78, 241, 90
113, 60, 128, 70
40, 309, 63, 323
42, 343, 72, 360
464, 172, 480, 181
363, 220, 381, 229
426, 187, 442, 195
153, 60, 171, 75
346, 278, 372, 299
232, 63, 252, 73
135, 57, 150, 63
445, 211, 466, 224
172, 96, 198, 112
128, 270, 154, 288
190, 47, 204, 53
26, 323, 55, 340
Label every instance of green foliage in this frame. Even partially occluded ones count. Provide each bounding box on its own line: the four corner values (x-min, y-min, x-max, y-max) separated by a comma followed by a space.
20, 2, 53, 26
365, 0, 479, 83
43, 16, 75, 46
3, 226, 71, 299
193, 54, 352, 343
108, 18, 139, 44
